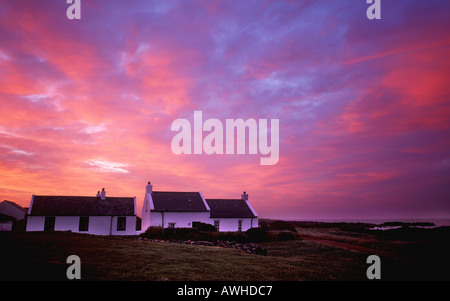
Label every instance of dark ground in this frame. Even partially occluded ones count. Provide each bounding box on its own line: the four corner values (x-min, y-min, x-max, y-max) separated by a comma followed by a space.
1, 222, 449, 281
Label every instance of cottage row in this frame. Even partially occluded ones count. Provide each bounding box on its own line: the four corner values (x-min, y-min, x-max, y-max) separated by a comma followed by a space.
22, 182, 258, 235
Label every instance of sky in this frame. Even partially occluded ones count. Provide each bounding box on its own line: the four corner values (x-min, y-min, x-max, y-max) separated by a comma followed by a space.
0, 0, 449, 221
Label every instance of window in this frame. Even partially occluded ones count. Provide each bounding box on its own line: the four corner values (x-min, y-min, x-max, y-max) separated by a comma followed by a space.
44, 216, 55, 231
168, 223, 176, 229
238, 220, 242, 232
79, 216, 89, 232
117, 216, 126, 231
214, 220, 220, 231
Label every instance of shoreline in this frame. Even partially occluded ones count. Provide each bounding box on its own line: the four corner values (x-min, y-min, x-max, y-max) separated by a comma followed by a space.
260, 217, 450, 227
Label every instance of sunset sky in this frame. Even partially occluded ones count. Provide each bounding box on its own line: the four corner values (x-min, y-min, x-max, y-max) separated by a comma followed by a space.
1, 0, 449, 221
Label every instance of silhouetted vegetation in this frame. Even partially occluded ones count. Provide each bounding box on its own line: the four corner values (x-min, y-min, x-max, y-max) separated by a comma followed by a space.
246, 227, 267, 242
268, 220, 297, 232
141, 223, 301, 243
276, 231, 296, 241
381, 221, 435, 227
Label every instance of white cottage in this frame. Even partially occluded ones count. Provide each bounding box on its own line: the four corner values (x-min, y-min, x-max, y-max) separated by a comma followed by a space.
205, 194, 258, 232
0, 200, 27, 221
26, 188, 137, 235
141, 182, 258, 232
0, 200, 27, 231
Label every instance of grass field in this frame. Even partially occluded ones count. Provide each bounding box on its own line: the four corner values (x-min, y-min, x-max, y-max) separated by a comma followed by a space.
1, 224, 449, 281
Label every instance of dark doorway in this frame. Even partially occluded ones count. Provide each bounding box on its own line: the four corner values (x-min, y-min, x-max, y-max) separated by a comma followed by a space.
44, 216, 55, 231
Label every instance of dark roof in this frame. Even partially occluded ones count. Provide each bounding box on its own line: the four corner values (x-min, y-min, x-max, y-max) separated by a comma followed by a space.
206, 199, 257, 218
151, 191, 208, 212
29, 195, 135, 216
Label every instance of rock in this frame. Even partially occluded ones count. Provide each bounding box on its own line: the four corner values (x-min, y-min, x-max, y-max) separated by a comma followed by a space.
143, 237, 267, 255
253, 246, 267, 255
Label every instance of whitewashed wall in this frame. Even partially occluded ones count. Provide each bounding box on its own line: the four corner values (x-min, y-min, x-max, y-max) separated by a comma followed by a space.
148, 211, 211, 229
143, 212, 258, 232
208, 217, 258, 232
26, 216, 136, 235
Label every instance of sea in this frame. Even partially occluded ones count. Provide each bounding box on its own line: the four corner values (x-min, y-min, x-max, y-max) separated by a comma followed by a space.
313, 218, 450, 227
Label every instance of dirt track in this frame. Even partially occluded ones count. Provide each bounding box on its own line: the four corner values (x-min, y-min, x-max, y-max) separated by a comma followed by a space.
299, 234, 398, 258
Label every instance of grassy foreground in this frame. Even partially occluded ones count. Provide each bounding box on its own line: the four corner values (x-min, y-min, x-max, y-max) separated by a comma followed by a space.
0, 232, 364, 281
1, 224, 449, 281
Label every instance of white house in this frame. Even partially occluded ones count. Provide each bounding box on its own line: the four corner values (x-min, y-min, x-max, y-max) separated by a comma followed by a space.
205, 195, 258, 232
0, 200, 27, 221
0, 200, 27, 231
26, 188, 137, 235
141, 182, 258, 232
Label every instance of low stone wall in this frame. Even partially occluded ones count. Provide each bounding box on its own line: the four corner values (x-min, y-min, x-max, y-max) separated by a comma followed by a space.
138, 237, 267, 255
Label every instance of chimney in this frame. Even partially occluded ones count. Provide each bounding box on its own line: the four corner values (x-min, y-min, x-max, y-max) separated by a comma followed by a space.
101, 188, 106, 200
146, 181, 153, 194
241, 191, 248, 201
96, 191, 100, 197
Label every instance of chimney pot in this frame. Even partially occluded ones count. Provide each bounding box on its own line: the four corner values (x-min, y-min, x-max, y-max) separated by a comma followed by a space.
146, 181, 153, 194
101, 188, 106, 200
